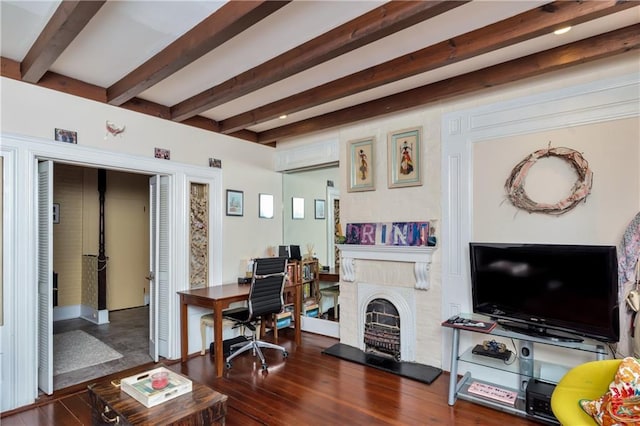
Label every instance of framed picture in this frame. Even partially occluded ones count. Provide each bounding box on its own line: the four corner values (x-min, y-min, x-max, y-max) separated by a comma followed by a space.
259, 193, 274, 219
347, 137, 375, 192
314, 199, 325, 220
154, 147, 171, 160
292, 197, 304, 219
226, 190, 243, 216
54, 128, 77, 144
388, 127, 422, 188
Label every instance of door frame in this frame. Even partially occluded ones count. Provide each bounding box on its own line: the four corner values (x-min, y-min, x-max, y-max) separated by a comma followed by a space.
0, 133, 222, 408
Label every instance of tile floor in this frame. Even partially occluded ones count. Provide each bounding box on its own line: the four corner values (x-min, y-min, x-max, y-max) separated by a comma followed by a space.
52, 306, 152, 390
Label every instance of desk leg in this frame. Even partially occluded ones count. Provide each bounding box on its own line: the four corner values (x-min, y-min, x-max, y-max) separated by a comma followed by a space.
180, 296, 188, 362
213, 301, 224, 377
294, 285, 302, 346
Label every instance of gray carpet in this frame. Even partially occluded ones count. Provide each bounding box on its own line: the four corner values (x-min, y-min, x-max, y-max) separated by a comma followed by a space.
53, 330, 123, 376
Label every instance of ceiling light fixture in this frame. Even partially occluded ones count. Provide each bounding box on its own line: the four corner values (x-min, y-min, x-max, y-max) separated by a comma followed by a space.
279, 114, 288, 119
553, 26, 571, 35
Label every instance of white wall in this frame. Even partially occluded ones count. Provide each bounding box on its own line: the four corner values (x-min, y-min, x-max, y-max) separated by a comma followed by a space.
0, 78, 283, 283
276, 54, 640, 372
473, 118, 639, 244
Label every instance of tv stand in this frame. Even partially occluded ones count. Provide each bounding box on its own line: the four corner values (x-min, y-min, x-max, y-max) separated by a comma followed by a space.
445, 314, 608, 424
495, 320, 584, 343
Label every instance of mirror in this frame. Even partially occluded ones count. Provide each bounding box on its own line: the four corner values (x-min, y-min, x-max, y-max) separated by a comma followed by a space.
282, 166, 339, 270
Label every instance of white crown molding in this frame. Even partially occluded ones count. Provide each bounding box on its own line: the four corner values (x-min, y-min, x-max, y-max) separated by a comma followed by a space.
274, 137, 339, 171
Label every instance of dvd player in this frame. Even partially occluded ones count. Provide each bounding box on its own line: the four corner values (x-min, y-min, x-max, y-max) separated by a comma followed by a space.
472, 344, 512, 361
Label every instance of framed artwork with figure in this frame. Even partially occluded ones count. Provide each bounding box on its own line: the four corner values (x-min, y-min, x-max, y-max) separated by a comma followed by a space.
347, 137, 375, 192
388, 127, 422, 188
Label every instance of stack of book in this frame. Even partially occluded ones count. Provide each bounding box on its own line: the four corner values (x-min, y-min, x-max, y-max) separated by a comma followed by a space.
303, 300, 319, 318
273, 311, 292, 329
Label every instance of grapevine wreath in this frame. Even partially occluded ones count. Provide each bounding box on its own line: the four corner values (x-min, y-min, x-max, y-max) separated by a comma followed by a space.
504, 146, 593, 215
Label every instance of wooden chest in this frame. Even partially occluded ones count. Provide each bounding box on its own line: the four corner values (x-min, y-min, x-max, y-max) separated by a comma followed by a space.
88, 375, 227, 425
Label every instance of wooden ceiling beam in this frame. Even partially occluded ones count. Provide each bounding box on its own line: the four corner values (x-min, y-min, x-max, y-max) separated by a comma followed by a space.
38, 71, 106, 103
170, 0, 468, 122
256, 24, 640, 144
220, 0, 637, 134
21, 1, 106, 83
107, 1, 290, 106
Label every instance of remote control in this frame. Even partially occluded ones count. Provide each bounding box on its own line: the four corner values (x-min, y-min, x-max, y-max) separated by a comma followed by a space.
446, 315, 460, 324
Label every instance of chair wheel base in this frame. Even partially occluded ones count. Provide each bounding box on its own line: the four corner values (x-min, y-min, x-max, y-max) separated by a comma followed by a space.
283, 351, 288, 358
261, 363, 268, 370
226, 361, 232, 369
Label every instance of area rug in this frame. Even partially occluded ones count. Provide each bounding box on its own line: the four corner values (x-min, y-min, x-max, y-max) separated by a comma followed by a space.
53, 330, 123, 376
322, 343, 442, 384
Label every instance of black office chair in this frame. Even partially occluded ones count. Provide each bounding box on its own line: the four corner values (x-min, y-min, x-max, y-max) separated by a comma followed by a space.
224, 256, 289, 370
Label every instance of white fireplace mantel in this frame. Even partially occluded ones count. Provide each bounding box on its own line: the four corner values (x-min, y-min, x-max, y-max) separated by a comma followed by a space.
336, 244, 436, 290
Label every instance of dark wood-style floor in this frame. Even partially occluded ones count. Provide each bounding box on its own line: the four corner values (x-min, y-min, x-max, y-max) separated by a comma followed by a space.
2, 331, 545, 425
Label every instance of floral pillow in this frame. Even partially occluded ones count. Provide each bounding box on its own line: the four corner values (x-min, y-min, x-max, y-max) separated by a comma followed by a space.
580, 357, 640, 425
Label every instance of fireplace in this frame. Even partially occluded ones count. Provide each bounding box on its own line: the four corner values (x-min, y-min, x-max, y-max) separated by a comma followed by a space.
337, 244, 437, 365
364, 298, 401, 360
357, 283, 416, 361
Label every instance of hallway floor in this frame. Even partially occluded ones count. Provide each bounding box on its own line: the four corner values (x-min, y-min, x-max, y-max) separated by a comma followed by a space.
52, 306, 152, 390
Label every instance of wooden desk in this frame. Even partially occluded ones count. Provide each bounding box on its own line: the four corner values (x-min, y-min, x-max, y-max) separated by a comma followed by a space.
178, 282, 302, 377
319, 268, 339, 283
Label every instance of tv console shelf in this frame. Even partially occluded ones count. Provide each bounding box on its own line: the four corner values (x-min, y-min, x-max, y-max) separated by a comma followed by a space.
445, 314, 607, 424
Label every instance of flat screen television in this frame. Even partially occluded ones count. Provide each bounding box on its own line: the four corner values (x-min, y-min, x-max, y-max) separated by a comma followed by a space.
469, 242, 619, 343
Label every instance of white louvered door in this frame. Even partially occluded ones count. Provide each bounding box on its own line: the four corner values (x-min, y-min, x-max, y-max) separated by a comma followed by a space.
149, 175, 170, 361
37, 160, 53, 395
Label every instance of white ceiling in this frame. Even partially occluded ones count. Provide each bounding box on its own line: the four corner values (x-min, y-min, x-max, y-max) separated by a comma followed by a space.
1, 1, 638, 142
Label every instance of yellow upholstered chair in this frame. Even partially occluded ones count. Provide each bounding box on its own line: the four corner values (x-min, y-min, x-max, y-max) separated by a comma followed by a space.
550, 359, 622, 425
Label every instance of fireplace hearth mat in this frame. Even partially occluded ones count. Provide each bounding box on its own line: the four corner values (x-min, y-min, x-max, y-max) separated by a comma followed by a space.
322, 343, 442, 384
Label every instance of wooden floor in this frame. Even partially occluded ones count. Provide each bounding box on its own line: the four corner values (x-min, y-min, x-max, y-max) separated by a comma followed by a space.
1, 331, 545, 425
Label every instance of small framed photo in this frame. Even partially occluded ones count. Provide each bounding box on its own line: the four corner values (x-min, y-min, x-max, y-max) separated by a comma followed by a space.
54, 128, 77, 144
292, 197, 304, 219
154, 147, 171, 160
226, 190, 243, 216
347, 137, 375, 192
388, 127, 422, 188
259, 193, 274, 219
209, 158, 222, 168
314, 199, 325, 220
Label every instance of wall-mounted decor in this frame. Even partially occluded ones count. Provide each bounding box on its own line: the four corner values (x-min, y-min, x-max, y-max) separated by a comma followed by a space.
154, 148, 170, 160
190, 183, 208, 289
105, 121, 125, 138
347, 137, 375, 192
52, 203, 60, 224
226, 190, 244, 216
54, 128, 77, 144
505, 145, 593, 215
292, 197, 304, 219
314, 199, 325, 220
209, 158, 222, 168
346, 222, 431, 246
388, 127, 422, 188
259, 193, 274, 219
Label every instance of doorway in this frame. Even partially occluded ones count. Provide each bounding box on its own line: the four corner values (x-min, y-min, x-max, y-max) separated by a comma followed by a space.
51, 164, 153, 390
